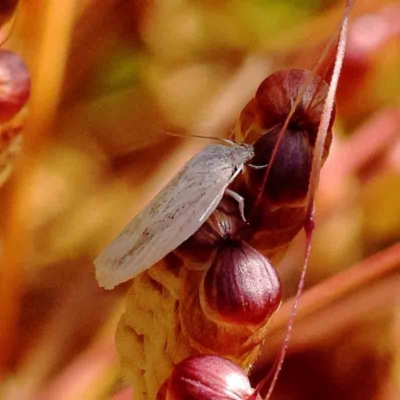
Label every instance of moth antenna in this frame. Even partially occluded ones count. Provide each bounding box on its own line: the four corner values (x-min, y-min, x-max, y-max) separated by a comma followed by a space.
109, 130, 237, 159
256, 1, 353, 399
165, 130, 236, 146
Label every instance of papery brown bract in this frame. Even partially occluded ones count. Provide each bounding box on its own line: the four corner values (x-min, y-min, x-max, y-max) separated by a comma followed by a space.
166, 355, 260, 400
201, 240, 282, 327
255, 70, 332, 138
0, 50, 31, 122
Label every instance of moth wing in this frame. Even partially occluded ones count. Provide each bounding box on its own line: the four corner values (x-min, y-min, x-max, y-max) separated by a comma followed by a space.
95, 144, 241, 289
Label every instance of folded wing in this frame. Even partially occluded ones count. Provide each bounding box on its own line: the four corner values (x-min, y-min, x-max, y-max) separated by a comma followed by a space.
95, 144, 252, 289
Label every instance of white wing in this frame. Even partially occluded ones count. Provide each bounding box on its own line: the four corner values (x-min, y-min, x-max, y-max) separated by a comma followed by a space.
95, 144, 253, 289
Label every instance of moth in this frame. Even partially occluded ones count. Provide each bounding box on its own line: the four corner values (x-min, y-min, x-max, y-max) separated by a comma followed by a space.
95, 142, 254, 289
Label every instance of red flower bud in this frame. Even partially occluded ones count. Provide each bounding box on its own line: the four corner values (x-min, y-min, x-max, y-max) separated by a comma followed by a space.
201, 241, 282, 327
0, 50, 31, 123
166, 355, 261, 400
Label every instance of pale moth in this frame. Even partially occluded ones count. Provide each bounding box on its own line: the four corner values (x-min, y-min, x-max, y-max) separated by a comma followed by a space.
95, 143, 254, 289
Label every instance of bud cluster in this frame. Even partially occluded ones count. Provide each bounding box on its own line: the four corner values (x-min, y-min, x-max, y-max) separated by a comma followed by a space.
156, 69, 334, 399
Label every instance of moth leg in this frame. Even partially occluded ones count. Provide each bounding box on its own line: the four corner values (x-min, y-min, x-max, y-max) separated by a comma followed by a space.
225, 189, 246, 222
200, 164, 246, 223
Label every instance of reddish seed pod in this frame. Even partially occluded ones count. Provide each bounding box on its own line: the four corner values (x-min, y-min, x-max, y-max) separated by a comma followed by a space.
0, 50, 31, 123
166, 354, 261, 400
241, 69, 333, 206
201, 240, 282, 327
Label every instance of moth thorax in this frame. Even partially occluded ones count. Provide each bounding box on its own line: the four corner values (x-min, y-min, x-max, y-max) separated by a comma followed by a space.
231, 144, 254, 167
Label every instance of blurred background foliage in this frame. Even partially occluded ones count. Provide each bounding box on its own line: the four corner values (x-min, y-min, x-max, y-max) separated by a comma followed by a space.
0, 0, 399, 399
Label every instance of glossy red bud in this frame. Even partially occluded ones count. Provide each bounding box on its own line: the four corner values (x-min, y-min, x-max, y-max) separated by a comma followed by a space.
166, 355, 261, 400
0, 50, 31, 123
201, 241, 282, 327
